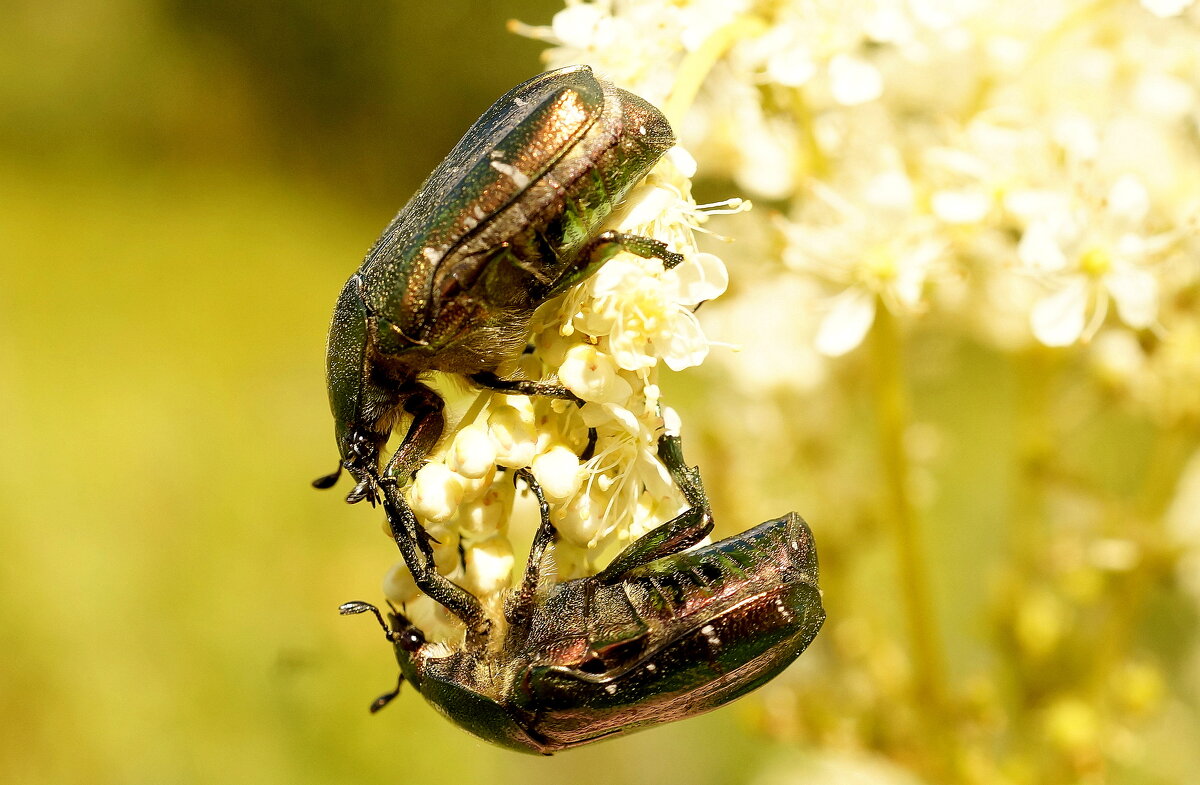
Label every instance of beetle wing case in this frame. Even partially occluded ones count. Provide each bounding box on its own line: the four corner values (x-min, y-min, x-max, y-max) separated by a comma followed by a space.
512, 512, 825, 750
357, 66, 604, 341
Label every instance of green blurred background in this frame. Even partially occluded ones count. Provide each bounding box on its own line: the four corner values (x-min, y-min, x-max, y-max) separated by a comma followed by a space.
2, 1, 772, 782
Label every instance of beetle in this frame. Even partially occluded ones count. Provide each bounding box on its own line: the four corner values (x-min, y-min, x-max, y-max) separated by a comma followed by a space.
341, 434, 825, 754
314, 65, 684, 506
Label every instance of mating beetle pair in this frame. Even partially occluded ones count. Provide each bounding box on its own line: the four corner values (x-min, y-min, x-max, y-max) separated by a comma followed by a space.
317, 65, 825, 752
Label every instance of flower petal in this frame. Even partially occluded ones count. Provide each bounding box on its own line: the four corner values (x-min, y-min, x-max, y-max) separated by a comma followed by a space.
829, 55, 883, 105
1031, 278, 1089, 346
667, 252, 729, 305
816, 288, 876, 357
661, 309, 710, 371
1107, 267, 1158, 329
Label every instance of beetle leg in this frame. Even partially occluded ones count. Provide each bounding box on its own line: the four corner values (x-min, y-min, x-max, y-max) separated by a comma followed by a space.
470, 371, 579, 402
593, 433, 714, 583
380, 382, 446, 484
579, 427, 598, 461
469, 371, 597, 460
376, 477, 491, 642
541, 231, 685, 301
656, 431, 708, 509
590, 232, 685, 270
506, 468, 559, 627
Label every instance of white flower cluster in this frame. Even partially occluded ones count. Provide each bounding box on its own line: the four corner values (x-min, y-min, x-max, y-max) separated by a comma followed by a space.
517, 0, 1200, 415
510, 1, 1200, 779
382, 148, 730, 639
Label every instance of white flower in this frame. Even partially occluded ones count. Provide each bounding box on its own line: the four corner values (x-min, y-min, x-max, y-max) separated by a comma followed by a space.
1140, 0, 1195, 17
828, 54, 884, 105
559, 344, 634, 403
706, 273, 830, 396
512, 0, 747, 101
487, 404, 538, 468
574, 252, 724, 371
446, 423, 497, 480
781, 175, 944, 356
1019, 175, 1165, 346
530, 444, 584, 504
407, 463, 466, 524
381, 561, 421, 605
453, 482, 510, 543
463, 535, 514, 596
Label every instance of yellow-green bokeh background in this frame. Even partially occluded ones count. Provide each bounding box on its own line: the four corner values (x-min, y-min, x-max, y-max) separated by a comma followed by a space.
0, 2, 783, 783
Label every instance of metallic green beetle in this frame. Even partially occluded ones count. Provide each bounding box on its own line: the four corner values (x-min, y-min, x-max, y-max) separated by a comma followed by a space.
315, 65, 683, 505
342, 435, 825, 754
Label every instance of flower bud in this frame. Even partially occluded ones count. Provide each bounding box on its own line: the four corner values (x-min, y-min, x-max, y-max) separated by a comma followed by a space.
381, 562, 419, 605
488, 405, 537, 468
408, 463, 466, 524
531, 445, 583, 504
464, 535, 515, 597
447, 423, 497, 480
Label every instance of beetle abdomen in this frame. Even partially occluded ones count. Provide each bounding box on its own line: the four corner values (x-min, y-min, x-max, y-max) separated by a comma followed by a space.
514, 513, 825, 750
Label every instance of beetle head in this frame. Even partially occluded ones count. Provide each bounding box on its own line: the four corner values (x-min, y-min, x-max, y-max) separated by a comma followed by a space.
384, 607, 429, 690
315, 277, 402, 503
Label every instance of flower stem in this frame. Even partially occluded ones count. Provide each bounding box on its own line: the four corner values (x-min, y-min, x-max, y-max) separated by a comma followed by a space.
662, 15, 767, 128
868, 303, 947, 713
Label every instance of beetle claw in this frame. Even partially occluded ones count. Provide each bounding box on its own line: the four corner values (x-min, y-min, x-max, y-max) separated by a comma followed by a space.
345, 479, 376, 506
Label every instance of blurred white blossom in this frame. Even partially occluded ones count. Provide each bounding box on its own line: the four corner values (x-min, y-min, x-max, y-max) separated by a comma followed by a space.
378, 2, 1200, 778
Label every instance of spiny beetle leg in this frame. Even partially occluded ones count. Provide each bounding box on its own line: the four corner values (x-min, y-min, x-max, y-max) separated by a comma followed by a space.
544, 231, 685, 300
471, 371, 580, 402
593, 434, 714, 583
656, 432, 709, 509
507, 468, 559, 627
382, 382, 446, 485
377, 478, 489, 641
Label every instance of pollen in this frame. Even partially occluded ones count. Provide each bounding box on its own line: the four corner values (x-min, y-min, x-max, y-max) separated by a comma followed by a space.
1079, 247, 1112, 278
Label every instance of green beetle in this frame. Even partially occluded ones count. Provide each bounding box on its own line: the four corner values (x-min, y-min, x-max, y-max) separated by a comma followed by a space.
315, 65, 682, 505
342, 435, 825, 754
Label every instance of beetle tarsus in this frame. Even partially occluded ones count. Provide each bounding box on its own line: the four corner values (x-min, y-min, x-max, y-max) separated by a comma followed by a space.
470, 371, 581, 402
345, 479, 376, 506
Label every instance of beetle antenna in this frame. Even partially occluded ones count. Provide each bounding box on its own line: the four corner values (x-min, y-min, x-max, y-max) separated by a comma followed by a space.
339, 601, 396, 641
312, 464, 342, 489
